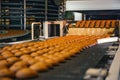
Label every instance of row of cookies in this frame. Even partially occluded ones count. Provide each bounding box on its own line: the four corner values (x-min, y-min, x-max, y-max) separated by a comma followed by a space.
0, 35, 109, 79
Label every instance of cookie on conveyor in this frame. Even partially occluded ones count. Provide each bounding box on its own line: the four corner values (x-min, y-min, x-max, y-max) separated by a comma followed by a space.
7, 57, 20, 65
0, 55, 5, 60
1, 51, 14, 58
16, 68, 38, 79
14, 51, 24, 57
0, 77, 13, 80
20, 55, 32, 61
9, 61, 28, 73
30, 62, 48, 72
0, 60, 9, 66
26, 58, 39, 65
0, 67, 14, 77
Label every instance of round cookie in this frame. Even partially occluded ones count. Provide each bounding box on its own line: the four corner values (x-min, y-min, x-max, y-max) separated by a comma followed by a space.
7, 57, 20, 65
9, 61, 28, 73
16, 68, 38, 79
1, 51, 14, 58
0, 77, 13, 80
0, 60, 8, 66
0, 68, 14, 77
30, 62, 48, 72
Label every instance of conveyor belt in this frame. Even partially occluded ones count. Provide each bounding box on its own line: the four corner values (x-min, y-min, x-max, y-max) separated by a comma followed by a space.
21, 43, 112, 80
0, 30, 30, 42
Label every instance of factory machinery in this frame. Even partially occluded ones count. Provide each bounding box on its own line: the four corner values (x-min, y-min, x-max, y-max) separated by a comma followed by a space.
0, 20, 119, 80
0, 0, 120, 79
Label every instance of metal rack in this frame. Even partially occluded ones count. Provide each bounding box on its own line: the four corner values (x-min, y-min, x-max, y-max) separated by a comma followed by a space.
0, 0, 59, 30
26, 0, 45, 24
0, 0, 1, 27
0, 0, 24, 29
47, 0, 59, 20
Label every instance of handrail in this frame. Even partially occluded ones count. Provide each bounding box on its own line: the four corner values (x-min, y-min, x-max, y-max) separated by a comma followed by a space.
31, 22, 41, 40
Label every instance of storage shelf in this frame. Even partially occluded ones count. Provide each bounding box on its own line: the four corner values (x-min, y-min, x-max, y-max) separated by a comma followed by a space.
2, 7, 24, 10
26, 0, 44, 2
26, 12, 44, 15
0, 24, 23, 27
1, 16, 24, 18
0, 0, 59, 29
27, 8, 45, 11
26, 16, 45, 18
26, 4, 45, 6
1, 3, 23, 6
48, 9, 58, 12
48, 13, 58, 15
1, 12, 23, 14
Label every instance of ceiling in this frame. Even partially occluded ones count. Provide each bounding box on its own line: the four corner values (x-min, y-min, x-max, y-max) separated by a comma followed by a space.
66, 0, 120, 15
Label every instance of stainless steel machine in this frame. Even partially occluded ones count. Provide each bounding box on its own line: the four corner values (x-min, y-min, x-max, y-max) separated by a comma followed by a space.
31, 21, 64, 40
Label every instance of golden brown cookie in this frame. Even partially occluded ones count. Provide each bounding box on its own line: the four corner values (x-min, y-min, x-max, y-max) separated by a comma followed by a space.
0, 55, 5, 60
0, 60, 8, 66
26, 59, 38, 65
30, 52, 40, 57
9, 61, 28, 72
16, 68, 38, 79
0, 77, 13, 80
0, 68, 14, 77
20, 55, 32, 61
7, 57, 20, 65
30, 62, 48, 72
14, 51, 24, 57
1, 51, 14, 58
